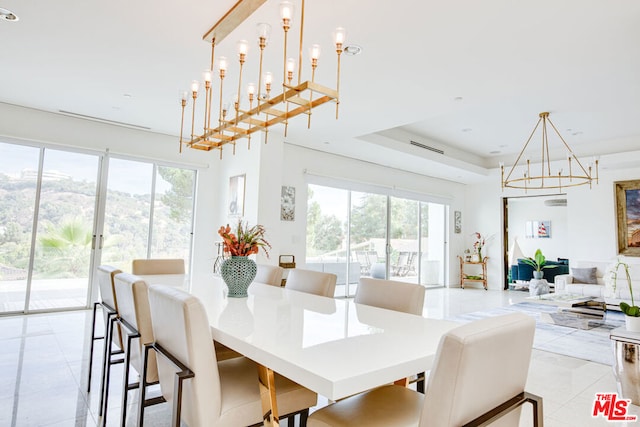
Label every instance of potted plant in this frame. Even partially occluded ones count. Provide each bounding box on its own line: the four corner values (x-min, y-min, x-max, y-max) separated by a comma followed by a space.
218, 220, 271, 297
520, 249, 556, 280
611, 260, 640, 332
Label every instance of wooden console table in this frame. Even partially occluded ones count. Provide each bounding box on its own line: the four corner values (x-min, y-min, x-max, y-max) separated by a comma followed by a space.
458, 256, 488, 290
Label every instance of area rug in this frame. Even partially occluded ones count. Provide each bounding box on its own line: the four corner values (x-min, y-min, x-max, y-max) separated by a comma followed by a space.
448, 302, 624, 366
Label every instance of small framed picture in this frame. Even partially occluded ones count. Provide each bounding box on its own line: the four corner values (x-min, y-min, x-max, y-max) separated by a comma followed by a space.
526, 220, 551, 238
454, 211, 462, 234
281, 186, 295, 221
228, 174, 246, 217
537, 221, 550, 238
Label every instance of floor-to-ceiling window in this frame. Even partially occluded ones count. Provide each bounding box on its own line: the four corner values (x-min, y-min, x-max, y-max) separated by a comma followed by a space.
389, 197, 419, 281
0, 143, 45, 312
100, 159, 196, 273
350, 191, 388, 284
0, 143, 101, 313
306, 183, 448, 297
0, 140, 197, 314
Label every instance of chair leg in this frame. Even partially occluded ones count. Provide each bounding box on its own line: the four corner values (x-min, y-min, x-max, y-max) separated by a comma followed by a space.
525, 392, 544, 427
98, 311, 117, 417
141, 342, 192, 427
138, 345, 151, 427
416, 371, 425, 394
99, 317, 126, 426
299, 408, 309, 427
87, 301, 101, 393
120, 327, 138, 427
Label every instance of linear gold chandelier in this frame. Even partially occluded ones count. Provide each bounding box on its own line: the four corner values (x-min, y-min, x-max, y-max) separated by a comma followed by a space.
179, 0, 344, 157
500, 112, 599, 191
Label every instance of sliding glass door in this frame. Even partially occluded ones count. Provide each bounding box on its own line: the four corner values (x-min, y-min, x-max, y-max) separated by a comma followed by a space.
101, 159, 196, 272
0, 141, 197, 314
350, 192, 387, 283
0, 143, 101, 313
0, 143, 41, 313
306, 183, 448, 297
100, 158, 153, 271
389, 197, 419, 282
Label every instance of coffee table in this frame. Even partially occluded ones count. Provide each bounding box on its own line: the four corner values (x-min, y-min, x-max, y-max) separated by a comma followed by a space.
526, 293, 607, 329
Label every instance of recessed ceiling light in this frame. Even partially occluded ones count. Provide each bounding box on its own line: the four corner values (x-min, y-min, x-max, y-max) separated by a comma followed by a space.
572, 131, 583, 136
123, 93, 133, 98
461, 128, 472, 132
489, 150, 501, 154
0, 7, 18, 21
498, 144, 507, 148
344, 45, 362, 56
323, 141, 330, 145
453, 96, 463, 102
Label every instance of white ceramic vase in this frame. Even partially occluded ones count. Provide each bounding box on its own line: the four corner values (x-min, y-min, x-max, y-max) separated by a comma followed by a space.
625, 315, 640, 333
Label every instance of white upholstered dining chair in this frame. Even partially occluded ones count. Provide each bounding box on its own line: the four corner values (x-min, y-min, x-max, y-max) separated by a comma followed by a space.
112, 272, 160, 426
255, 263, 284, 286
355, 277, 425, 316
308, 312, 542, 427
91, 265, 123, 420
285, 268, 337, 297
131, 258, 185, 275
142, 285, 318, 427
355, 277, 427, 391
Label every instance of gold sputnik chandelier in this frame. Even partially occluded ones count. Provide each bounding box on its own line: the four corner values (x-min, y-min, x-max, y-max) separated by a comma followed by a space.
500, 112, 599, 191
179, 0, 345, 157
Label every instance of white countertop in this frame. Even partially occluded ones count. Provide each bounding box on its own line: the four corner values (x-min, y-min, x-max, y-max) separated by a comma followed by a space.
189, 277, 460, 400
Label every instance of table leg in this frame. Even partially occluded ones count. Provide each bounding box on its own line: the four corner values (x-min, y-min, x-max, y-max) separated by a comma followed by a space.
258, 365, 280, 427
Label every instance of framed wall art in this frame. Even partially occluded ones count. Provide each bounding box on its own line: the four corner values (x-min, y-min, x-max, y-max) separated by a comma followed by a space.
281, 186, 295, 221
454, 211, 461, 234
228, 174, 246, 217
615, 179, 640, 256
525, 220, 551, 238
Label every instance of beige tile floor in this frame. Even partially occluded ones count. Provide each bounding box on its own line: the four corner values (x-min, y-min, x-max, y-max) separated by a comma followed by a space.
0, 287, 637, 426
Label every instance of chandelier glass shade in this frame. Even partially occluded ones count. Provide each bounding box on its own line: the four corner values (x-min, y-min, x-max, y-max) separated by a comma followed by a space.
500, 112, 599, 191
179, 0, 344, 158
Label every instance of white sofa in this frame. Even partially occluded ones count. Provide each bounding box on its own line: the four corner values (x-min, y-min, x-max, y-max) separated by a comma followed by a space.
554, 260, 608, 298
554, 259, 640, 308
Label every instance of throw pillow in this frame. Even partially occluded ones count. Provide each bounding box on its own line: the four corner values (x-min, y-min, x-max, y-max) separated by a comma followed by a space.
572, 267, 597, 284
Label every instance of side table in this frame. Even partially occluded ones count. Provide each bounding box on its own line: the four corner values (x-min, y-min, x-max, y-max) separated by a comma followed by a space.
610, 327, 640, 405
458, 256, 488, 290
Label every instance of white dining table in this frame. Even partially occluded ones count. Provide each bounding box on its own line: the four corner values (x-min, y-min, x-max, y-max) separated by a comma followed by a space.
189, 276, 460, 426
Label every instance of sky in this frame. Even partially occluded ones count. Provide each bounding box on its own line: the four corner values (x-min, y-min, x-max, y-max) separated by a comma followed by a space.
0, 142, 173, 195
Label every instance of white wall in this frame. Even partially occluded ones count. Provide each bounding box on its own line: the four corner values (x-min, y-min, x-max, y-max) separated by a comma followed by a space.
566, 168, 640, 263
256, 137, 285, 265
467, 160, 640, 289
508, 196, 569, 261
462, 182, 504, 289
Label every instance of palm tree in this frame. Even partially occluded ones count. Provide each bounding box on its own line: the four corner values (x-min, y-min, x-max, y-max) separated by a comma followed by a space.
37, 217, 92, 277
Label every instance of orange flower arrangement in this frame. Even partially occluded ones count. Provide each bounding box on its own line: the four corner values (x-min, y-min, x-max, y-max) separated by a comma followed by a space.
218, 220, 271, 257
